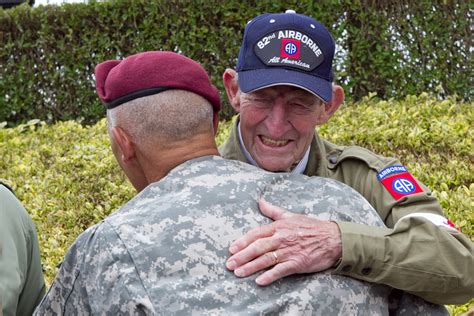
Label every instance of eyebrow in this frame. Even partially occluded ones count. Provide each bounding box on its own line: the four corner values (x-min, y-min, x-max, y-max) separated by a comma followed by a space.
250, 88, 320, 104
288, 93, 320, 104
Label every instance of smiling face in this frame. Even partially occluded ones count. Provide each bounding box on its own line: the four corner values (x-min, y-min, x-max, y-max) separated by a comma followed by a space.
237, 85, 327, 172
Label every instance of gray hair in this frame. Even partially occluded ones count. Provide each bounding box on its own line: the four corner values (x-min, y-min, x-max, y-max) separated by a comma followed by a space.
107, 90, 214, 150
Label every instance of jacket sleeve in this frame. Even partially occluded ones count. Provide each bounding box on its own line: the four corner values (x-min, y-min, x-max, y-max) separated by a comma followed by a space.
0, 185, 45, 316
329, 148, 474, 305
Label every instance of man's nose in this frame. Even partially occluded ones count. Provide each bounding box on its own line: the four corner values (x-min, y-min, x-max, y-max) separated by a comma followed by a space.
265, 100, 289, 137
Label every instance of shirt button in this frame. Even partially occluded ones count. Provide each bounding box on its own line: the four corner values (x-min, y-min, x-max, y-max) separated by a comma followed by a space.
341, 265, 352, 272
328, 154, 338, 164
361, 267, 372, 275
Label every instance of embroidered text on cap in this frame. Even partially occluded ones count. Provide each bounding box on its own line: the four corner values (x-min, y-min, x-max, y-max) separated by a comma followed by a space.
254, 29, 324, 71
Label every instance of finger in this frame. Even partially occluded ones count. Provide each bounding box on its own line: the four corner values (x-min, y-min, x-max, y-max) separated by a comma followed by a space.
228, 224, 275, 255
255, 261, 297, 286
227, 235, 280, 271
233, 251, 280, 278
259, 198, 297, 221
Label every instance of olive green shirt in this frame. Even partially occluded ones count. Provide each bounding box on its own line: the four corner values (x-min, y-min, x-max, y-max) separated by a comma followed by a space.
219, 118, 474, 305
0, 184, 45, 315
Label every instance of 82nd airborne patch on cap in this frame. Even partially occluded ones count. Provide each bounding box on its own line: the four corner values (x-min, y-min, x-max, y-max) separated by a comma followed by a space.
377, 165, 424, 200
254, 29, 324, 72
281, 39, 300, 59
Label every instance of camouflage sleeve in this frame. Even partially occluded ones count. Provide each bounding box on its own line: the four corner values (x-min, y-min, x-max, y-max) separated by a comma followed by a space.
34, 222, 155, 315
33, 226, 96, 315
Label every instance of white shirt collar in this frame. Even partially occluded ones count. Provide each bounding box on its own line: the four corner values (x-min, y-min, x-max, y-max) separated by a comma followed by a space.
237, 121, 310, 174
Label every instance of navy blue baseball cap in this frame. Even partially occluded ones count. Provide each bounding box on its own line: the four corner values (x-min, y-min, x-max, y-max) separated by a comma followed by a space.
236, 10, 335, 102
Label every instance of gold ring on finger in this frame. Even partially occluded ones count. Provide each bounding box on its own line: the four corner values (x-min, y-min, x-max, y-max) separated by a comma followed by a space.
272, 251, 279, 265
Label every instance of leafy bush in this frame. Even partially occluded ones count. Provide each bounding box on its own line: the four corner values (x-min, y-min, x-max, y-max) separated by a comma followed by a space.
0, 1, 471, 125
0, 95, 472, 314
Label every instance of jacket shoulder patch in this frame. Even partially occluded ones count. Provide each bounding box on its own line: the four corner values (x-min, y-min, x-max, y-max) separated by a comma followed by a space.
378, 170, 424, 200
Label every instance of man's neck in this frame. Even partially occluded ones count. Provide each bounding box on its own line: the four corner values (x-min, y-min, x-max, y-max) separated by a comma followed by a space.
143, 135, 220, 186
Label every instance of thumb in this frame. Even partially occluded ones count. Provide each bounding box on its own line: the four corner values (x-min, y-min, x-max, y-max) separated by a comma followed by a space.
258, 198, 295, 220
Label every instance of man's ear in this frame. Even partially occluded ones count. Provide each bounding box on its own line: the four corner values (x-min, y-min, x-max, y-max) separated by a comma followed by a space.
319, 85, 345, 124
223, 68, 241, 112
111, 126, 136, 163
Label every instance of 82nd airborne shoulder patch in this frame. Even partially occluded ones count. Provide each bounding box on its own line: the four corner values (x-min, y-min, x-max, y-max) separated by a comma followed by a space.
377, 165, 424, 200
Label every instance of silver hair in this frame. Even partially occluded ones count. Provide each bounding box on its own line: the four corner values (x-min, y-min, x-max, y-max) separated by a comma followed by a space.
107, 90, 214, 149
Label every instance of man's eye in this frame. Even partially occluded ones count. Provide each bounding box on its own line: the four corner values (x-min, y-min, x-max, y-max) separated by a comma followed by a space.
252, 98, 272, 107
292, 103, 309, 109
290, 103, 314, 113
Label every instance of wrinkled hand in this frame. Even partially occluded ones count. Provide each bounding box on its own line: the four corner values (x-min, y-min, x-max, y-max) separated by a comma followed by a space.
226, 199, 342, 286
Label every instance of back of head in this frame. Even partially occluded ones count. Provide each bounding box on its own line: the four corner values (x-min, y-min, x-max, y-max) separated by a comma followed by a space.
107, 90, 214, 149
95, 51, 221, 149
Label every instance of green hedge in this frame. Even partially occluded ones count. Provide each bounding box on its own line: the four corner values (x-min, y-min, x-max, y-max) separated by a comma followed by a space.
0, 0, 471, 125
1, 94, 472, 314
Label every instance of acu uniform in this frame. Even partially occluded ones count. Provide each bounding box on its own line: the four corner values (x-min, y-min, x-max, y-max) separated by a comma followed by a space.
34, 156, 446, 315
220, 119, 474, 304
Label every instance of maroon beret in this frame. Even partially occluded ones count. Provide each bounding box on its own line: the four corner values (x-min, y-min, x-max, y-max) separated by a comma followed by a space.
95, 51, 220, 112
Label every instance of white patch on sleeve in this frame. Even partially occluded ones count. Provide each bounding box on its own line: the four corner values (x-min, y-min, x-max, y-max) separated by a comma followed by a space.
398, 212, 457, 231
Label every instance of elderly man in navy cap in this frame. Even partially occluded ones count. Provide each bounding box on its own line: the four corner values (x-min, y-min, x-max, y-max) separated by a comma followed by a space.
33, 51, 448, 314
221, 10, 473, 305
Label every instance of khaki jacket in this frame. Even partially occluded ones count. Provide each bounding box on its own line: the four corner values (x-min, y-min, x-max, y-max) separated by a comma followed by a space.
0, 184, 45, 315
219, 118, 474, 304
